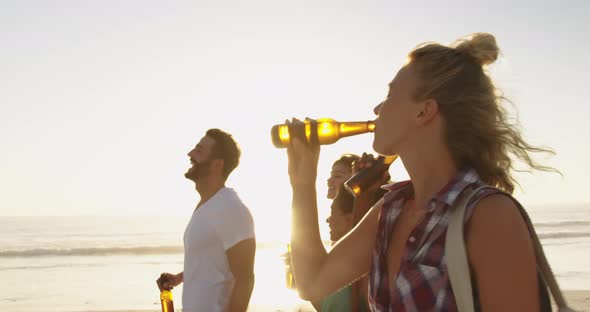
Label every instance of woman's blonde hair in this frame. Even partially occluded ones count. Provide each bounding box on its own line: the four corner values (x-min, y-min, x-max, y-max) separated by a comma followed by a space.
408, 33, 556, 193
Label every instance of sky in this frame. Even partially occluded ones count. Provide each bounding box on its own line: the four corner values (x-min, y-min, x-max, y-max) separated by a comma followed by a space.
1, 0, 589, 242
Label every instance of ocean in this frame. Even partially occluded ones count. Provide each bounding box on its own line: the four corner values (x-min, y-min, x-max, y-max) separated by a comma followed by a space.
1, 204, 589, 312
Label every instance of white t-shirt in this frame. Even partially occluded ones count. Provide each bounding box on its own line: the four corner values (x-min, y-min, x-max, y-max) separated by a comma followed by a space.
182, 187, 255, 312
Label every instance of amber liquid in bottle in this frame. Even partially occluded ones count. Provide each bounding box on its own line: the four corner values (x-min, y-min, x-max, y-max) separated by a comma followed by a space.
284, 243, 296, 289
160, 289, 175, 312
270, 118, 375, 148
344, 155, 398, 196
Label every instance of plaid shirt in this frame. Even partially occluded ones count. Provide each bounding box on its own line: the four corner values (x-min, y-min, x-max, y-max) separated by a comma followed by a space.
368, 169, 499, 312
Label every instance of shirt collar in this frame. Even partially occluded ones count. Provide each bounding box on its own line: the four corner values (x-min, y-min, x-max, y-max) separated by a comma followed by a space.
431, 168, 480, 207
382, 168, 480, 209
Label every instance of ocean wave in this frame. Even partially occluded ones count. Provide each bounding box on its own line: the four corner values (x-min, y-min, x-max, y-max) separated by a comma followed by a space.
1, 231, 586, 258
534, 220, 590, 228
538, 232, 590, 240
0, 246, 183, 258
0, 263, 101, 271
0, 242, 289, 258
0, 259, 184, 271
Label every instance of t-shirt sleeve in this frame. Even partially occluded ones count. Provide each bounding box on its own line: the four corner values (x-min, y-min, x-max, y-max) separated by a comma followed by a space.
218, 204, 255, 251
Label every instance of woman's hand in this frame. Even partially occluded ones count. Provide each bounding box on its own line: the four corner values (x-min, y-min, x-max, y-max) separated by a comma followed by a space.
352, 152, 391, 195
286, 118, 321, 187
352, 152, 376, 174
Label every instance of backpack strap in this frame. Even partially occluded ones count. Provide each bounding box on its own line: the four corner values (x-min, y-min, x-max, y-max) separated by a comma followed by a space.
446, 186, 577, 312
446, 186, 486, 312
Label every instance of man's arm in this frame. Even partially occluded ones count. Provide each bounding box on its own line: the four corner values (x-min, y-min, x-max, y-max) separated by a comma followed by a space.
227, 238, 256, 312
174, 272, 184, 285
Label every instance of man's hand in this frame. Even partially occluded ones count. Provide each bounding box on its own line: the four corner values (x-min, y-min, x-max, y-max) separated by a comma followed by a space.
156, 272, 183, 291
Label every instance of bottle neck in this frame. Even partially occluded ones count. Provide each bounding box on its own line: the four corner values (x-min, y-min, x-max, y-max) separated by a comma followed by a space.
337, 121, 375, 139
380, 155, 399, 166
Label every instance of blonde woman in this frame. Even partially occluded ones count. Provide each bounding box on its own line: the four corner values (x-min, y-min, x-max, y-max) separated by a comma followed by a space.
286, 33, 555, 311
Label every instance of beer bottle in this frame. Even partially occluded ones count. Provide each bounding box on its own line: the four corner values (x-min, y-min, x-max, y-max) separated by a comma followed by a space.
344, 155, 398, 196
284, 243, 296, 289
270, 118, 375, 148
160, 289, 175, 312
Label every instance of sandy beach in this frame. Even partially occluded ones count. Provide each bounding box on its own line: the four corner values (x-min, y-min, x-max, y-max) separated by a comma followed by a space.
559, 291, 590, 311
80, 290, 590, 312
4, 214, 588, 312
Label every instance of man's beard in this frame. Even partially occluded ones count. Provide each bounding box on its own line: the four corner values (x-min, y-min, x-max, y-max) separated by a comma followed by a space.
184, 160, 212, 182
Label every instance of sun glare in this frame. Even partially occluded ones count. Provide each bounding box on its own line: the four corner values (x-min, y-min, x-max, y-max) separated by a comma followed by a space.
250, 247, 307, 308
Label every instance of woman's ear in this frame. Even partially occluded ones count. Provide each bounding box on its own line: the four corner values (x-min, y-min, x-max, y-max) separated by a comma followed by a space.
416, 98, 439, 125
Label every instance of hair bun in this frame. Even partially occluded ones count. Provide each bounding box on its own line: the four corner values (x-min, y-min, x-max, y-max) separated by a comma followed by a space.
453, 33, 499, 66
